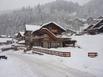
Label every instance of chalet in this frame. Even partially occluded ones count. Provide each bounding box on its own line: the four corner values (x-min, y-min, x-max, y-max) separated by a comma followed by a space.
84, 18, 103, 35
24, 24, 41, 46
24, 24, 41, 36
24, 22, 76, 48
15, 32, 25, 41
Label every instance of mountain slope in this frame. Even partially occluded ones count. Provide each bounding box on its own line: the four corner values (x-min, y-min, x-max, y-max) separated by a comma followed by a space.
0, 0, 80, 35
78, 0, 103, 18
0, 0, 103, 35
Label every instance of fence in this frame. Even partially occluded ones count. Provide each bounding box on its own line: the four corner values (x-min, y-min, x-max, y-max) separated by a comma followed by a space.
32, 48, 71, 57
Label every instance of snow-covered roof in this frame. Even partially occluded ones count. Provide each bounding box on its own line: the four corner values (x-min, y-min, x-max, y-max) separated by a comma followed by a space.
14, 32, 25, 36
18, 40, 25, 44
67, 28, 76, 33
97, 25, 103, 29
83, 18, 103, 31
92, 19, 103, 26
25, 24, 41, 32
83, 24, 90, 30
41, 21, 66, 31
19, 32, 25, 36
56, 35, 70, 38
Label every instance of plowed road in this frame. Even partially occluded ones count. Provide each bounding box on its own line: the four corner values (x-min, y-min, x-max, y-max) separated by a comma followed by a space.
0, 52, 95, 77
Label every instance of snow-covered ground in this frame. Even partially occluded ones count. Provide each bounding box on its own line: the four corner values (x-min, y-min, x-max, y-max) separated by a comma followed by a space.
0, 51, 95, 77
49, 34, 103, 77
0, 38, 12, 42
0, 34, 103, 77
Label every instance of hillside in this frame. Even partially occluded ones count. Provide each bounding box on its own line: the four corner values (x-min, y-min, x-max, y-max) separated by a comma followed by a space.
78, 0, 103, 18
0, 0, 103, 35
0, 0, 81, 35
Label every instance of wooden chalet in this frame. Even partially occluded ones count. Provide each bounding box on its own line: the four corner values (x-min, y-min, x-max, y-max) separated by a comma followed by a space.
24, 24, 41, 36
15, 32, 24, 41
24, 22, 76, 48
24, 24, 41, 45
84, 18, 103, 35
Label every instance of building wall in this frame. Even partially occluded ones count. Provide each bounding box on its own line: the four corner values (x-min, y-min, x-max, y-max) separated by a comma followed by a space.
42, 41, 63, 48
32, 36, 63, 48
24, 23, 66, 48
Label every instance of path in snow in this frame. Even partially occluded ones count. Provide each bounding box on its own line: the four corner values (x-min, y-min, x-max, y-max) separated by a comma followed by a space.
6, 52, 95, 77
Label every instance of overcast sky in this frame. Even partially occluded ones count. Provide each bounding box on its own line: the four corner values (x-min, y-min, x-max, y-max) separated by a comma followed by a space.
0, 0, 90, 11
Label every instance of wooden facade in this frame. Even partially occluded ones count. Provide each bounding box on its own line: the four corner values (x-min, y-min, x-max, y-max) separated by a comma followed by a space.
15, 32, 24, 41
31, 28, 65, 48
24, 22, 76, 48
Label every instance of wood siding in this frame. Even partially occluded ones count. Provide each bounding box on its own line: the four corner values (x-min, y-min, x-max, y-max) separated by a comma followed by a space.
24, 22, 73, 48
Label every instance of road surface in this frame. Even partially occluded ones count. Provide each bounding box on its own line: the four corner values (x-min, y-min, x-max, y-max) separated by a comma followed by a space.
2, 52, 95, 77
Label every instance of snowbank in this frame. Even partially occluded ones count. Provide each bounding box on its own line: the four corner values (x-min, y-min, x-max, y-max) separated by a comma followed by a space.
0, 34, 103, 77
